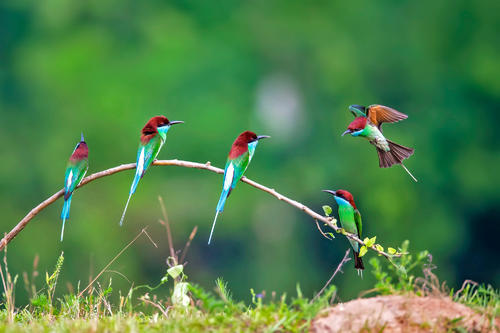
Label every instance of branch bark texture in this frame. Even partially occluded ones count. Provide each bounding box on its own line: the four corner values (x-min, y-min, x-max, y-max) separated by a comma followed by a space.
0, 159, 394, 259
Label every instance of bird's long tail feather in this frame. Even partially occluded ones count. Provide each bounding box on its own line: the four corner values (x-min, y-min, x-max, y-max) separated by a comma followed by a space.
61, 217, 67, 242
60, 195, 72, 242
401, 163, 418, 182
120, 172, 141, 226
208, 211, 220, 245
216, 188, 230, 213
376, 140, 417, 182
208, 189, 230, 245
119, 192, 133, 226
130, 172, 141, 197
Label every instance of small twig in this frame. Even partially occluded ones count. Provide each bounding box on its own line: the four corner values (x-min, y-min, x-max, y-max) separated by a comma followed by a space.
143, 229, 158, 249
104, 270, 132, 284
179, 226, 198, 264
454, 279, 478, 298
138, 296, 169, 317
315, 220, 333, 240
158, 196, 176, 265
78, 227, 154, 297
312, 249, 351, 302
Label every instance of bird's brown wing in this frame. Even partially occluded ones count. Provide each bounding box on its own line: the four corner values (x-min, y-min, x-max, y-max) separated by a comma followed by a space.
367, 105, 408, 127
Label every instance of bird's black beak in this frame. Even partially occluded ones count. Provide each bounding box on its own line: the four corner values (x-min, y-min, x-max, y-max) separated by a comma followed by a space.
168, 120, 184, 125
341, 129, 351, 137
257, 135, 270, 140
322, 190, 336, 196
349, 104, 366, 113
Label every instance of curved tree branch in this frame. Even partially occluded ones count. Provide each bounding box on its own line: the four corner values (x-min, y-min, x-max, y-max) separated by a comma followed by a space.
0, 159, 395, 259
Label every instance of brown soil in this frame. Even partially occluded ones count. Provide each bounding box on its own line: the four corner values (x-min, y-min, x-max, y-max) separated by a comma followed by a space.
311, 295, 498, 332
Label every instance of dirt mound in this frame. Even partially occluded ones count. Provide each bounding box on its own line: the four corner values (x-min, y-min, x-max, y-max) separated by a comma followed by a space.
311, 295, 497, 332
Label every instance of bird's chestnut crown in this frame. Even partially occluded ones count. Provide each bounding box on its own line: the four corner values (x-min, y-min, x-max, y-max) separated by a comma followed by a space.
335, 190, 357, 208
240, 131, 258, 143
228, 131, 270, 158
142, 116, 170, 135
141, 116, 184, 136
347, 117, 367, 132
236, 131, 270, 144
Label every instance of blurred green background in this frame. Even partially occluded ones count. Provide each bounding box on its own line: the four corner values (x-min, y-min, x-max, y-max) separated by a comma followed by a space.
1, 0, 499, 304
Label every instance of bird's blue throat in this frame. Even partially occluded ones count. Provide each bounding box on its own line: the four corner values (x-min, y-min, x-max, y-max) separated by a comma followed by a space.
157, 125, 171, 140
248, 141, 258, 161
334, 196, 351, 207
351, 129, 365, 137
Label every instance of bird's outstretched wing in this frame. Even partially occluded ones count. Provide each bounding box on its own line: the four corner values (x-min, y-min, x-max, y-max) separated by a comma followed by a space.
366, 105, 408, 127
354, 209, 362, 239
348, 105, 367, 118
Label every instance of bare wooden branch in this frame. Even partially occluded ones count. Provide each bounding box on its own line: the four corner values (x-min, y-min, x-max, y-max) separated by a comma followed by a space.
0, 159, 396, 259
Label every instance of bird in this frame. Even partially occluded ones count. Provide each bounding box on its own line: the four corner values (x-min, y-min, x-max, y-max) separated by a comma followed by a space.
60, 133, 89, 242
342, 104, 417, 182
208, 131, 270, 245
323, 189, 364, 272
119, 116, 183, 226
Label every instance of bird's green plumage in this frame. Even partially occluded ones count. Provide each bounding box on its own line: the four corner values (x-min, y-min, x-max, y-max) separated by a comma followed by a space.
139, 135, 164, 178
338, 205, 359, 252
336, 200, 362, 252
209, 136, 262, 245
61, 147, 88, 242
120, 123, 175, 227
227, 151, 250, 189
63, 159, 88, 200
354, 209, 362, 240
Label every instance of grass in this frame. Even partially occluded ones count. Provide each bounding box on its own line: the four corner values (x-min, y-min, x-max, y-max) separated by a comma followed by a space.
0, 203, 498, 332
0, 256, 338, 332
0, 199, 339, 332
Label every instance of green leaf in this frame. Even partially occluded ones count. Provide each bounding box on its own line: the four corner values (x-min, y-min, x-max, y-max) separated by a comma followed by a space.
388, 247, 397, 255
365, 236, 376, 247
375, 244, 384, 252
322, 205, 332, 216
167, 265, 184, 279
326, 232, 335, 239
359, 246, 368, 257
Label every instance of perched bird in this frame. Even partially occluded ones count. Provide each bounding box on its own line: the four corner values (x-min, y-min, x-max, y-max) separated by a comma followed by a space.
342, 104, 417, 182
61, 133, 89, 242
323, 189, 364, 271
119, 116, 183, 226
208, 131, 270, 245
